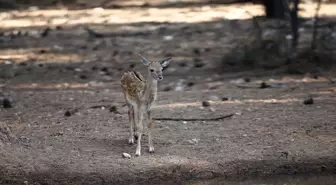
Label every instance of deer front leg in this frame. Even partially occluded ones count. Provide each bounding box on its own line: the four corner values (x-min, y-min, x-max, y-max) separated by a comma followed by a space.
147, 110, 154, 153
128, 104, 135, 145
135, 106, 144, 156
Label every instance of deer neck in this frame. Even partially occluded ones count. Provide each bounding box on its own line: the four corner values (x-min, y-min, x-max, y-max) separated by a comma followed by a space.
143, 70, 158, 102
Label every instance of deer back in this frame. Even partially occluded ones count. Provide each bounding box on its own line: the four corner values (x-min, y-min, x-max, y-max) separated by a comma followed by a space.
120, 71, 146, 99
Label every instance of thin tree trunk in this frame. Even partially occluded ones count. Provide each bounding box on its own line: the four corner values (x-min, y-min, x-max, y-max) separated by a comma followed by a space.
263, 0, 285, 19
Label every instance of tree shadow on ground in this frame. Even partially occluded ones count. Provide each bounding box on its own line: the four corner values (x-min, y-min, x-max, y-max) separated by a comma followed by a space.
1, 0, 260, 11
1, 15, 335, 88
0, 155, 335, 185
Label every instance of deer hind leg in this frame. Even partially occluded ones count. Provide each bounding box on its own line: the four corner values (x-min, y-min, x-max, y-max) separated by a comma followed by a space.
135, 105, 144, 156
127, 103, 135, 145
147, 110, 154, 153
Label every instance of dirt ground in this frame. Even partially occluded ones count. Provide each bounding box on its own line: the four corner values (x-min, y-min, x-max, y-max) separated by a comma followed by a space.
0, 1, 336, 185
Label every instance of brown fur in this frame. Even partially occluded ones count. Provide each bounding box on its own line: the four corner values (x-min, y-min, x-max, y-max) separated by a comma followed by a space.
120, 71, 145, 99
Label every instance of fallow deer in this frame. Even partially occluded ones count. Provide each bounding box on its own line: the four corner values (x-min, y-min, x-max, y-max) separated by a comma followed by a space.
120, 54, 171, 156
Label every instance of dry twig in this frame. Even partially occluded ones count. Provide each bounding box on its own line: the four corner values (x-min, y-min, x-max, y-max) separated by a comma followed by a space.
153, 114, 235, 121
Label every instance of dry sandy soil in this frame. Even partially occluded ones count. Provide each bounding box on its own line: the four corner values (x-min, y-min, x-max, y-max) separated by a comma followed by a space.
0, 1, 336, 184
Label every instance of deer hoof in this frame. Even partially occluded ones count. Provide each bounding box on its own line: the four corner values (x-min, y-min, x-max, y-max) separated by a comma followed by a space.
134, 134, 138, 141
149, 147, 155, 153
128, 137, 134, 145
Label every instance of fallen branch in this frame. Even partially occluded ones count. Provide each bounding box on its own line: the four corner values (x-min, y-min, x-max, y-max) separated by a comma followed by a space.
84, 27, 104, 38
84, 26, 149, 38
89, 104, 111, 109
153, 113, 235, 121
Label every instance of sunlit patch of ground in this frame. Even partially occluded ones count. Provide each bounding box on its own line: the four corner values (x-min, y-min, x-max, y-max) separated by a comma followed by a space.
0, 1, 334, 67
0, 48, 82, 64
0, 4, 263, 29
1, 3, 335, 29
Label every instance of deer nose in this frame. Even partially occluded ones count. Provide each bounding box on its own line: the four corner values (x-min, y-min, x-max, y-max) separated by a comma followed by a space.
158, 76, 163, 80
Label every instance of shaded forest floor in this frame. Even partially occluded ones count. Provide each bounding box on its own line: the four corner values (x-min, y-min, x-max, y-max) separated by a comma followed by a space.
0, 1, 336, 184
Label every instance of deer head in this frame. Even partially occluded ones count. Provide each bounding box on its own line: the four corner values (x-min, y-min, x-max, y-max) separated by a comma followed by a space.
138, 54, 172, 81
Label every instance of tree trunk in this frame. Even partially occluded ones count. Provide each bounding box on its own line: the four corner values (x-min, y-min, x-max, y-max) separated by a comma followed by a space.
263, 0, 286, 19
290, 0, 300, 50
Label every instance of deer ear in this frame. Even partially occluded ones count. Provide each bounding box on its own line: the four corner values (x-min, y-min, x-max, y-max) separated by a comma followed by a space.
160, 57, 172, 67
138, 54, 150, 66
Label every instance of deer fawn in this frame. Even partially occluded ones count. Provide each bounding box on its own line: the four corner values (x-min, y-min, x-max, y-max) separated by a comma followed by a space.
120, 54, 172, 156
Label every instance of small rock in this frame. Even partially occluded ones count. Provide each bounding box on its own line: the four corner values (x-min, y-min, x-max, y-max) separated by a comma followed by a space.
39, 49, 47, 54
193, 48, 201, 56
129, 64, 135, 69
280, 151, 289, 159
3, 97, 13, 108
163, 86, 172, 91
92, 46, 98, 51
243, 77, 251, 82
191, 138, 199, 144
321, 165, 326, 172
194, 60, 205, 68
4, 60, 12, 65
178, 61, 187, 67
182, 121, 187, 124
187, 82, 194, 87
260, 82, 271, 89
74, 68, 82, 72
64, 109, 78, 117
79, 74, 87, 79
101, 67, 109, 72
122, 152, 131, 159
109, 106, 117, 113
222, 97, 229, 101
210, 107, 216, 112
202, 101, 210, 107
163, 35, 173, 41
242, 134, 247, 137
41, 27, 51, 37
91, 66, 98, 71
303, 97, 314, 105
64, 110, 72, 117
174, 86, 184, 92
18, 62, 27, 66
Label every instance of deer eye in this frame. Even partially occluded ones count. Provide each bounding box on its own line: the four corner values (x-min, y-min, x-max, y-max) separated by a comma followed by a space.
150, 69, 154, 72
